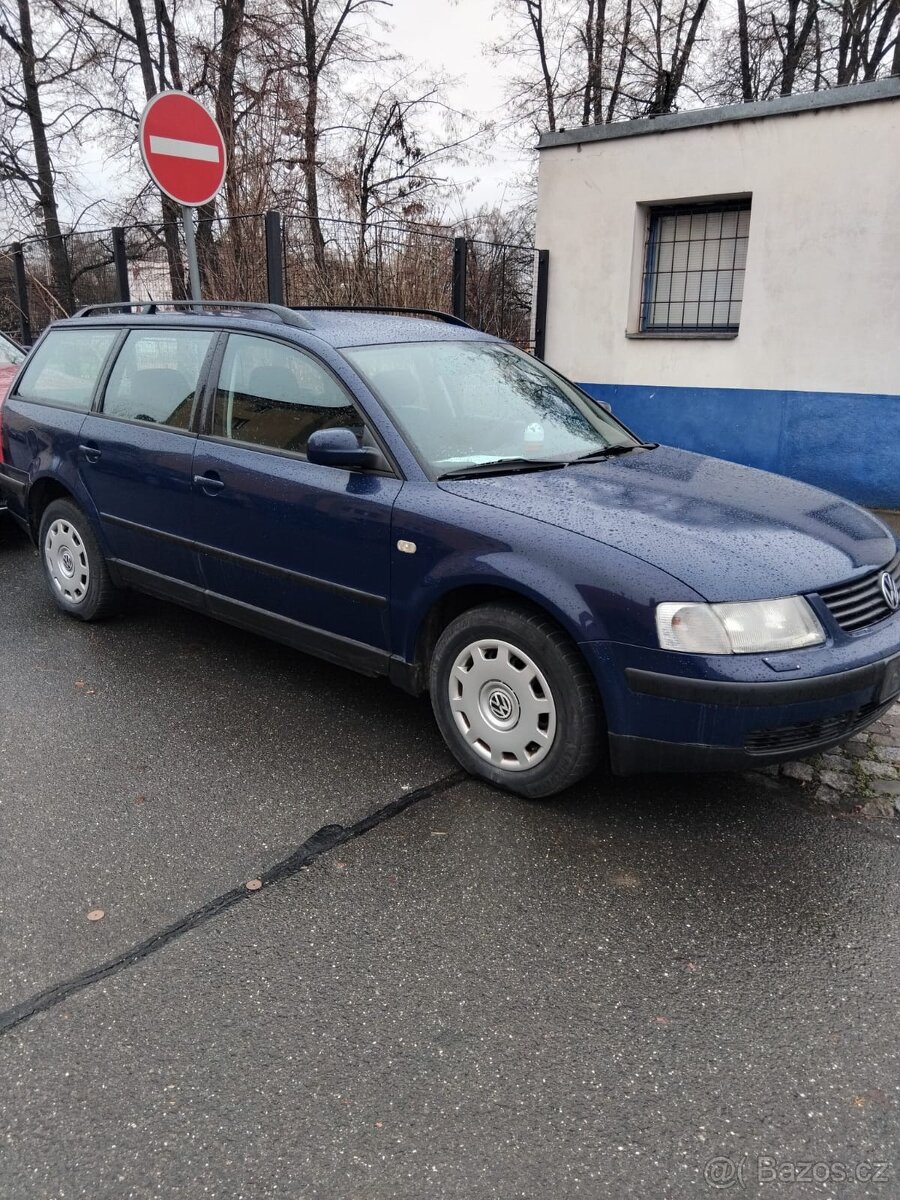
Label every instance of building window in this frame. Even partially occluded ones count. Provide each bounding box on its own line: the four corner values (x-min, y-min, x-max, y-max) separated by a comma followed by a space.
641, 201, 751, 334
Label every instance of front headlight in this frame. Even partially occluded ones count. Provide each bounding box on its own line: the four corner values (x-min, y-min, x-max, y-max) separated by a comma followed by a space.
656, 596, 825, 655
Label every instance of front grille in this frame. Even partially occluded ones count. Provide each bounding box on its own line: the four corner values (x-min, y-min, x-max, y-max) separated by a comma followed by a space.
818, 551, 900, 633
745, 697, 891, 754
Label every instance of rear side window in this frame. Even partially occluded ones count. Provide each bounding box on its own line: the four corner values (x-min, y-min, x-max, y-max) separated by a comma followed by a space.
212, 333, 362, 454
15, 328, 119, 410
102, 329, 214, 428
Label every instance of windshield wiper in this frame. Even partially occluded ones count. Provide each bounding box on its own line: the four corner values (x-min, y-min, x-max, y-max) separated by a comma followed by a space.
437, 442, 659, 479
437, 457, 569, 480
567, 442, 658, 464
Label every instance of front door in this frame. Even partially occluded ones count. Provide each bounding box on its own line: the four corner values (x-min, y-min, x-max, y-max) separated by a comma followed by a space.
77, 326, 217, 592
190, 331, 401, 660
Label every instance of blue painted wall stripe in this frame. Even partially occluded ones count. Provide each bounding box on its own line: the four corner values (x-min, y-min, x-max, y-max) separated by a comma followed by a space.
579, 381, 900, 509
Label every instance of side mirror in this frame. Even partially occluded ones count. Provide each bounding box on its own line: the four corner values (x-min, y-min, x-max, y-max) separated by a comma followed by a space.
306, 427, 385, 470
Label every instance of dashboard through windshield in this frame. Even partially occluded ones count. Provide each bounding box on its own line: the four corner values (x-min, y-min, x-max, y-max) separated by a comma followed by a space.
342, 340, 637, 476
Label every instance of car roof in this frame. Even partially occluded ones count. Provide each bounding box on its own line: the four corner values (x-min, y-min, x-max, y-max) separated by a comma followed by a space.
48, 306, 496, 351
298, 309, 493, 348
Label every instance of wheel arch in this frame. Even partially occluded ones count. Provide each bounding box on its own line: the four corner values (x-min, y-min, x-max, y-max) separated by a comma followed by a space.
403, 580, 603, 705
424, 585, 608, 795
27, 477, 77, 541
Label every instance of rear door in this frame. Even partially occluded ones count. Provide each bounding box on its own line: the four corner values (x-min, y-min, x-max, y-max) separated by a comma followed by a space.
190, 331, 402, 658
77, 325, 217, 595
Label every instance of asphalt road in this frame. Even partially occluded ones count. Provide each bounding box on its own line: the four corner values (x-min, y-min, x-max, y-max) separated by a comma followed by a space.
1, 521, 899, 1199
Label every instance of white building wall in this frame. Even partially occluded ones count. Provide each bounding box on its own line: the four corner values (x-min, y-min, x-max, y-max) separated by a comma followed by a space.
535, 94, 900, 397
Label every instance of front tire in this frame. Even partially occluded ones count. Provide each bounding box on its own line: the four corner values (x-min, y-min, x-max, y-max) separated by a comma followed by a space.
429, 603, 603, 798
39, 499, 121, 621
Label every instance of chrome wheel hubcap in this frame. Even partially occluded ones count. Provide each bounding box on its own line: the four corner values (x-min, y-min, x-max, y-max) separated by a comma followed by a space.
449, 638, 557, 772
45, 519, 90, 604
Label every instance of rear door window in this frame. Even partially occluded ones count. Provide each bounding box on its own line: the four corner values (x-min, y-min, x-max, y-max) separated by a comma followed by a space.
15, 328, 119, 410
211, 333, 363, 454
102, 328, 215, 429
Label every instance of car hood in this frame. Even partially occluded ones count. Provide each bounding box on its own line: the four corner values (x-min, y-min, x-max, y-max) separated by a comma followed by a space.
438, 445, 896, 602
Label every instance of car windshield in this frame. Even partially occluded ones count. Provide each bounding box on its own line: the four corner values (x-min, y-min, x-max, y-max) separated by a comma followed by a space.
0, 333, 25, 367
342, 340, 637, 475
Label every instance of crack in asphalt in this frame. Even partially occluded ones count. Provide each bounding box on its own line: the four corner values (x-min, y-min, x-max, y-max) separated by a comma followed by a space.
0, 770, 466, 1037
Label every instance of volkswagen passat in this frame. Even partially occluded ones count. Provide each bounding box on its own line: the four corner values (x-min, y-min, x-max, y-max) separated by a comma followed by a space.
0, 302, 897, 797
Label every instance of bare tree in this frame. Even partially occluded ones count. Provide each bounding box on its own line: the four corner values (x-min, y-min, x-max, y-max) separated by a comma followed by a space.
258, 0, 389, 272
194, 0, 247, 281
773, 0, 819, 93
492, 0, 708, 139
491, 0, 566, 133
578, 0, 635, 123
736, 0, 755, 97
604, 0, 634, 119
337, 79, 481, 265
0, 0, 94, 311
525, 0, 559, 129
830, 0, 899, 81
708, 0, 897, 101
60, 0, 189, 293
629, 0, 711, 114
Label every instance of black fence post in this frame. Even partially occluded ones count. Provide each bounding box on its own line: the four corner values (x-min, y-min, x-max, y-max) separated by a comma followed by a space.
451, 236, 468, 322
265, 211, 284, 305
112, 227, 130, 304
11, 243, 32, 346
533, 248, 549, 360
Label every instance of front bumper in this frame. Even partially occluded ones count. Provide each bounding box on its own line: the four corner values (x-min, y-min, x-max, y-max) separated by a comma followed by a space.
582, 622, 900, 775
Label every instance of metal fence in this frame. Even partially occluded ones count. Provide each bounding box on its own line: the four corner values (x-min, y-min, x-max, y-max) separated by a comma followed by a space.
1, 211, 548, 356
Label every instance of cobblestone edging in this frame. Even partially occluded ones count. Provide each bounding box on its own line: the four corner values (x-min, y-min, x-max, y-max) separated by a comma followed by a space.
767, 700, 900, 818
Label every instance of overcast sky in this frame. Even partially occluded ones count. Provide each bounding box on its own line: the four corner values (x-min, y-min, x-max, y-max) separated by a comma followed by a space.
386, 0, 531, 210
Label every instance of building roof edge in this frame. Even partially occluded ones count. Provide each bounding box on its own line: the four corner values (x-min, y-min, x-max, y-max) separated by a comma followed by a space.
537, 77, 900, 150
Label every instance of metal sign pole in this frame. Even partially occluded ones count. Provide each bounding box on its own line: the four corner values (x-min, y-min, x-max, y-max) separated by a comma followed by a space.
182, 205, 202, 304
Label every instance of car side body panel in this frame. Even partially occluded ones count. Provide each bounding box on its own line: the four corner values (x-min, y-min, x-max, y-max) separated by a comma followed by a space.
191, 437, 402, 651
388, 481, 703, 669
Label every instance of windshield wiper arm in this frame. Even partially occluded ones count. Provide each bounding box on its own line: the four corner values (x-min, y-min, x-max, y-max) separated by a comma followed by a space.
568, 442, 658, 464
437, 443, 659, 479
437, 457, 569, 480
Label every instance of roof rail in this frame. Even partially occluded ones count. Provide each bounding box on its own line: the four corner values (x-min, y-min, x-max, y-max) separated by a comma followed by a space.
72, 300, 315, 330
291, 305, 472, 328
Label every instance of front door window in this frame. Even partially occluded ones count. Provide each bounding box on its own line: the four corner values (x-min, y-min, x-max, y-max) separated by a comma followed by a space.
213, 334, 363, 455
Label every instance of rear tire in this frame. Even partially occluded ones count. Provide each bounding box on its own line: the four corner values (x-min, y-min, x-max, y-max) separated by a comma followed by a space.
38, 499, 121, 621
429, 603, 603, 798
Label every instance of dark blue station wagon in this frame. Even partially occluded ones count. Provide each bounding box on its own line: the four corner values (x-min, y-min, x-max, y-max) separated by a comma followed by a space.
1, 302, 898, 797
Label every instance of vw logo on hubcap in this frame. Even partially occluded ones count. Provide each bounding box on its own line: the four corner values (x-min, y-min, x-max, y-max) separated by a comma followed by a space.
60, 549, 74, 575
479, 680, 520, 730
489, 689, 514, 721
882, 571, 900, 612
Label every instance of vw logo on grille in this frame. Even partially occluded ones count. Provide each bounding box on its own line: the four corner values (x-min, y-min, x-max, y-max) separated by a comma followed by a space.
882, 571, 900, 612
489, 690, 514, 721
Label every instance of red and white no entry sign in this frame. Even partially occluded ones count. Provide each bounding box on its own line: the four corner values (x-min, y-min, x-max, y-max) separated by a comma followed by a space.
139, 91, 226, 208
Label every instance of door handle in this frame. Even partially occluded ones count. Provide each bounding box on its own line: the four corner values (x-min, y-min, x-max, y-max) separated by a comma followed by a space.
194, 472, 225, 495
79, 444, 101, 464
